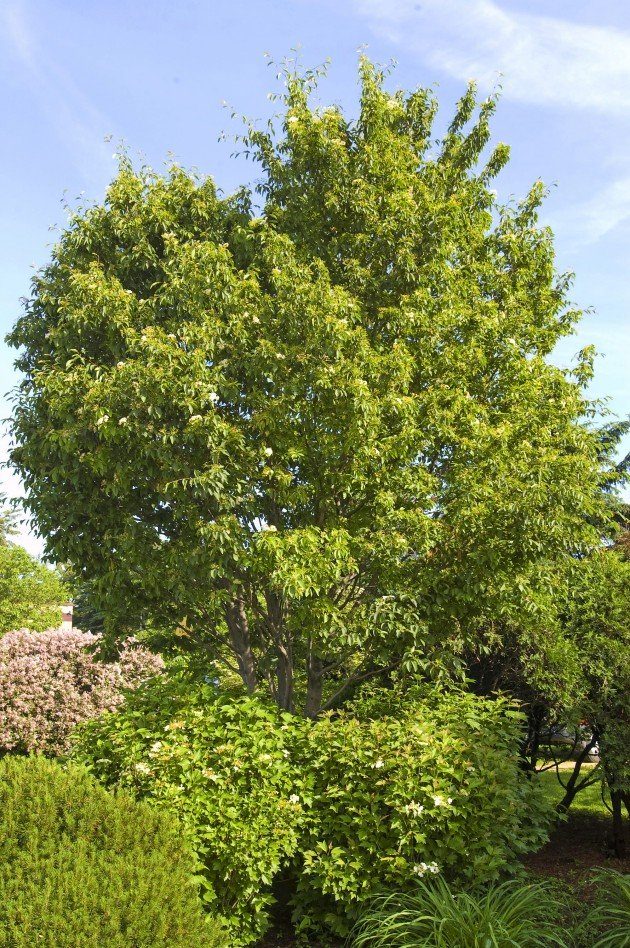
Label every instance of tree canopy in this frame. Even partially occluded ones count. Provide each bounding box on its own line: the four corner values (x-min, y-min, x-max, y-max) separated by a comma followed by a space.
7, 60, 612, 715
0, 542, 67, 637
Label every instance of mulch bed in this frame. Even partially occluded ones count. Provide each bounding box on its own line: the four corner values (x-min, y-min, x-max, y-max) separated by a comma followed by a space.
523, 811, 627, 885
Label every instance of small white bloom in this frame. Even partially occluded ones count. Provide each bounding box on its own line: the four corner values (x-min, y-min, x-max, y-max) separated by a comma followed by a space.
289, 794, 300, 804
287, 115, 298, 124
372, 758, 384, 769
189, 414, 203, 423
447, 798, 453, 805
264, 446, 273, 457
262, 524, 277, 532
117, 361, 125, 368
208, 392, 220, 404
433, 795, 445, 807
118, 417, 128, 426
251, 315, 261, 325
403, 801, 424, 817
134, 762, 151, 775
96, 414, 109, 426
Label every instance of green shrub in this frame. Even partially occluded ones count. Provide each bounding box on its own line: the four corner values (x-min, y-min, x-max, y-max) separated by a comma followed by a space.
587, 871, 630, 948
294, 688, 553, 936
349, 876, 568, 947
0, 756, 227, 948
73, 676, 309, 945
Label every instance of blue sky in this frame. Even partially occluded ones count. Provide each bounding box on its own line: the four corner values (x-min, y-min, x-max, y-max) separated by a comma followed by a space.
1, 0, 629, 554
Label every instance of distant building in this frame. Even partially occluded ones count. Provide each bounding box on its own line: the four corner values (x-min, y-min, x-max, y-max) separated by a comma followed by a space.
61, 603, 73, 631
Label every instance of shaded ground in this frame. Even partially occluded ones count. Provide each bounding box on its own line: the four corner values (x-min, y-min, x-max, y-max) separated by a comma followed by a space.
523, 810, 627, 886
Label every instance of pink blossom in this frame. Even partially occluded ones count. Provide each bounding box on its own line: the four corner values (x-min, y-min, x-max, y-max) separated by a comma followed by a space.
0, 628, 163, 756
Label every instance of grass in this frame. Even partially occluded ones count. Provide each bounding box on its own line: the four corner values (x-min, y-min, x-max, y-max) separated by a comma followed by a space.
535, 765, 608, 819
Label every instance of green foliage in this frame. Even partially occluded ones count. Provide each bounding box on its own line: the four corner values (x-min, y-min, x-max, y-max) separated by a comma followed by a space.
586, 871, 630, 948
0, 494, 17, 542
349, 876, 568, 947
7, 58, 610, 715
73, 677, 309, 945
562, 551, 630, 799
293, 688, 553, 936
0, 541, 67, 636
0, 756, 227, 947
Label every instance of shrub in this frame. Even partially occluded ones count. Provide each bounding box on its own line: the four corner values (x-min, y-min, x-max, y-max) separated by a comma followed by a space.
587, 870, 630, 948
73, 676, 309, 945
349, 876, 568, 947
0, 756, 227, 947
293, 688, 553, 936
0, 627, 163, 755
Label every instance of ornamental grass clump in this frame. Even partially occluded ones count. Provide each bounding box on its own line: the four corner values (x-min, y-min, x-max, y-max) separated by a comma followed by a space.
0, 627, 163, 755
349, 877, 568, 947
0, 756, 227, 947
586, 870, 630, 948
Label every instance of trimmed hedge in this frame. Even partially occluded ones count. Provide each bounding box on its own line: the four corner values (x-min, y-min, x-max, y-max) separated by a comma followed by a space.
0, 757, 227, 947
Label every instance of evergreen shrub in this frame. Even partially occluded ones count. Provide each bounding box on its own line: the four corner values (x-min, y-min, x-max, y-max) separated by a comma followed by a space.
0, 756, 227, 947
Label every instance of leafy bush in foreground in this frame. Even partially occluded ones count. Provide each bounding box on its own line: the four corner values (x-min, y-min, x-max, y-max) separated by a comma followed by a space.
294, 689, 553, 935
73, 677, 309, 945
0, 756, 226, 947
0, 627, 163, 755
349, 876, 567, 947
75, 680, 553, 941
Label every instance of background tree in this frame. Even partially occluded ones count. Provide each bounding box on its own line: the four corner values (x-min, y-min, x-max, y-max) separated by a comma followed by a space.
0, 542, 67, 636
0, 493, 17, 543
7, 59, 611, 716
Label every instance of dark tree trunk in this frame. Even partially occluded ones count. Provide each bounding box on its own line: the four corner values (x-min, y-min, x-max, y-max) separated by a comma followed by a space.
611, 790, 627, 859
556, 737, 599, 813
276, 644, 293, 712
226, 596, 257, 693
305, 654, 323, 719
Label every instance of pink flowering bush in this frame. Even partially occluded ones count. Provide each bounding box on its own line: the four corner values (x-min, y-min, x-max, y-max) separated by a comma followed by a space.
0, 628, 163, 756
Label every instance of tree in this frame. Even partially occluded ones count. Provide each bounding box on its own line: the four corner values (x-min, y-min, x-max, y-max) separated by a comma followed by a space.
0, 494, 17, 543
7, 59, 610, 716
562, 550, 630, 857
0, 542, 67, 636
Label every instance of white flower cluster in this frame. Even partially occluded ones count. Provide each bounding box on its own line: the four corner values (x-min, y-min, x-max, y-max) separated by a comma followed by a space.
403, 800, 424, 817
371, 758, 384, 769
432, 795, 453, 807
413, 861, 440, 877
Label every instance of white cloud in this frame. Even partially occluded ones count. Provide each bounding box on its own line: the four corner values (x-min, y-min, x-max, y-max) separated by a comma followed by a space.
550, 175, 630, 247
1, 0, 115, 186
355, 0, 630, 116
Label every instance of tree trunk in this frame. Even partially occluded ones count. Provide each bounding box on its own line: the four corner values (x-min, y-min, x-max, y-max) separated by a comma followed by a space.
556, 737, 599, 813
611, 790, 626, 859
276, 644, 293, 712
226, 596, 257, 693
305, 654, 323, 719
